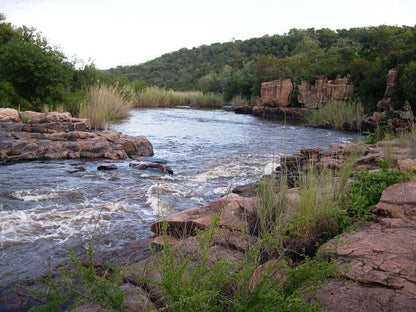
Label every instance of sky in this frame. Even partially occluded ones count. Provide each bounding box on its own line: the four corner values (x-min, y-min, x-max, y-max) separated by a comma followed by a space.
2, 0, 416, 69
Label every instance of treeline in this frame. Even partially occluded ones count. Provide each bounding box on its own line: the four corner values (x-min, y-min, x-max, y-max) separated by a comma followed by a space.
105, 25, 416, 112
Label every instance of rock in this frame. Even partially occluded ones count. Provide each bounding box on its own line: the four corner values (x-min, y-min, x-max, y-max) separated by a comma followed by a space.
67, 166, 86, 173
19, 111, 45, 123
233, 105, 253, 114
131, 162, 173, 174
41, 112, 72, 123
0, 108, 21, 122
150, 194, 256, 237
372, 181, 416, 218
248, 258, 291, 292
97, 164, 118, 171
315, 278, 416, 312
99, 131, 153, 159
261, 79, 293, 107
140, 157, 168, 164
386, 68, 398, 87
124, 255, 163, 302
213, 228, 257, 253
0, 114, 153, 164
297, 75, 353, 105
151, 235, 181, 250
320, 181, 416, 304
398, 159, 416, 175
119, 283, 156, 312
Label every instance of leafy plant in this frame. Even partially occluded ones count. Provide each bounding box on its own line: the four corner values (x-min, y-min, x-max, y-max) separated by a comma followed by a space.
364, 124, 395, 144
341, 160, 412, 219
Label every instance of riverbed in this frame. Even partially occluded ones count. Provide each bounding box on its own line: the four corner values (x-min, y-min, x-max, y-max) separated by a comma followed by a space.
0, 108, 360, 286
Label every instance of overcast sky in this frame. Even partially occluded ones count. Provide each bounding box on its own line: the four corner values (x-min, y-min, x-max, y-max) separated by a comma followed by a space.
2, 0, 416, 69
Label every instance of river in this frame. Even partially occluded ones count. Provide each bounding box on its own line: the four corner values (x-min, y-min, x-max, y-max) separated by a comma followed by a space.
0, 108, 360, 286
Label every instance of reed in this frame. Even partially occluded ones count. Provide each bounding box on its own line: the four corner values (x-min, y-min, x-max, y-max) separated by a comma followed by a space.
79, 84, 132, 130
133, 86, 223, 108
230, 94, 250, 107
306, 100, 364, 130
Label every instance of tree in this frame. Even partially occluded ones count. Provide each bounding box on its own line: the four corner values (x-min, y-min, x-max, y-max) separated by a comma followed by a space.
0, 29, 73, 110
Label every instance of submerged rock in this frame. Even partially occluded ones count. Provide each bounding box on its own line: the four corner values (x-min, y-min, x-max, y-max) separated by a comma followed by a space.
97, 164, 118, 171
130, 162, 173, 174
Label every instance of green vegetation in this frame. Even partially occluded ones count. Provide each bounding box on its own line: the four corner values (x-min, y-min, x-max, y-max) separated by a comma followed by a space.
29, 246, 125, 311
133, 86, 223, 108
341, 159, 413, 219
79, 84, 133, 130
105, 26, 416, 112
306, 100, 364, 130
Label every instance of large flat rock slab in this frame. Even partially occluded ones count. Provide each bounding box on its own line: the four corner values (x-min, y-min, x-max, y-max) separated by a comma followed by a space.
317, 181, 416, 310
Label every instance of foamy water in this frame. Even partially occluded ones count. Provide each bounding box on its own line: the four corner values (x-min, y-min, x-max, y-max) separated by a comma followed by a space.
0, 108, 360, 285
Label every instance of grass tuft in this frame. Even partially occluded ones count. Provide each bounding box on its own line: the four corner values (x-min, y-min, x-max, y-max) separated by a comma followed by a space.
79, 84, 132, 130
307, 100, 364, 130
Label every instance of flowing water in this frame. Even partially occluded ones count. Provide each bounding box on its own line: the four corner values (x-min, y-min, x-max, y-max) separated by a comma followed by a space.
0, 108, 360, 285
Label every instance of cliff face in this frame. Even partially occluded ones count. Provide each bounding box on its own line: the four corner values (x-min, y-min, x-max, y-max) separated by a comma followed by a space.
297, 75, 354, 106
258, 75, 353, 108
260, 79, 293, 107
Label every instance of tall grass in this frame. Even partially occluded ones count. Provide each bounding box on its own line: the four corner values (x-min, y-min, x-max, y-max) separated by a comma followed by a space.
306, 100, 364, 130
133, 86, 223, 108
230, 94, 250, 107
256, 157, 357, 257
79, 84, 132, 130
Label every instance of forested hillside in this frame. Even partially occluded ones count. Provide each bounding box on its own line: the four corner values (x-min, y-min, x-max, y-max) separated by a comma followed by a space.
104, 26, 416, 111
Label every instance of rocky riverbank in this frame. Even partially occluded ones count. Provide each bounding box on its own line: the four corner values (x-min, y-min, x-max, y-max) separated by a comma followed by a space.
4, 136, 414, 311
0, 108, 153, 164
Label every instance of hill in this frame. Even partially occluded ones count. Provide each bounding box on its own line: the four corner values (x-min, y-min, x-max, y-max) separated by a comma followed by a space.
103, 25, 416, 111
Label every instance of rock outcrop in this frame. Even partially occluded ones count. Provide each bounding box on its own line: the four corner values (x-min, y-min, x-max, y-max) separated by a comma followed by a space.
316, 181, 416, 311
260, 79, 293, 107
235, 75, 353, 120
0, 108, 153, 164
297, 75, 353, 106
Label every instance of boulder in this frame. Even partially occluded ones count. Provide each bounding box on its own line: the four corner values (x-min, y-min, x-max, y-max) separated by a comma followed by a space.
97, 164, 118, 171
372, 181, 416, 218
0, 108, 21, 122
150, 194, 256, 237
131, 162, 173, 174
